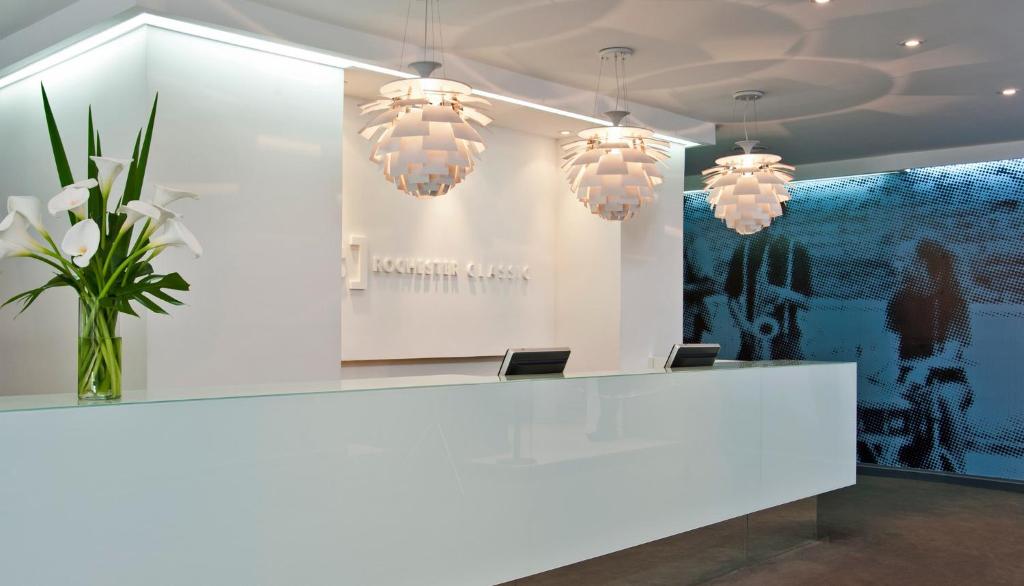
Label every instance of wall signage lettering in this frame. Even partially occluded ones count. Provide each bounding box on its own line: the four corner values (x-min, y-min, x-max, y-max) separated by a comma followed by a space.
346, 235, 530, 290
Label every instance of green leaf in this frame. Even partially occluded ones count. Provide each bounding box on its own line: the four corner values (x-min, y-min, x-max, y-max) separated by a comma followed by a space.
2, 274, 76, 315
41, 84, 73, 188
110, 132, 143, 246
105, 272, 190, 318
88, 110, 103, 222
116, 297, 139, 318
123, 94, 159, 206
87, 107, 96, 174
124, 131, 142, 202
148, 288, 184, 306
133, 293, 167, 315
42, 84, 77, 223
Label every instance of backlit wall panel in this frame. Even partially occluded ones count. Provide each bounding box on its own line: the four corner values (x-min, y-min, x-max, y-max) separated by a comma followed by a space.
684, 159, 1024, 481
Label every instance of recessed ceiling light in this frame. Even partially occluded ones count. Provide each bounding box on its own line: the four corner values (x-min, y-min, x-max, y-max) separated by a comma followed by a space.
1001, 88, 1018, 96
560, 130, 572, 135
900, 38, 923, 48
813, 0, 832, 4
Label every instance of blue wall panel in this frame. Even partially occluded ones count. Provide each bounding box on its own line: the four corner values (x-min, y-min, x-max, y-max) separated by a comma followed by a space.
684, 159, 1024, 481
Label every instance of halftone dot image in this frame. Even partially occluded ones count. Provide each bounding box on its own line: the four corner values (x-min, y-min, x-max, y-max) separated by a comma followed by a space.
684, 159, 1024, 481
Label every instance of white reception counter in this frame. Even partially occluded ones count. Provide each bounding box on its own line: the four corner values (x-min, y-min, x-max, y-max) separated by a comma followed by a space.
0, 361, 856, 585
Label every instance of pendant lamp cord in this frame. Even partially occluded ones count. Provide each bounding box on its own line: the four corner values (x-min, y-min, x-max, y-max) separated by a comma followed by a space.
613, 53, 621, 111
618, 53, 626, 112
616, 52, 630, 113
738, 96, 761, 143
399, 0, 448, 75
436, 0, 447, 75
399, 0, 412, 70
423, 0, 429, 62
753, 95, 760, 141
592, 55, 606, 118
743, 100, 749, 142
593, 51, 632, 118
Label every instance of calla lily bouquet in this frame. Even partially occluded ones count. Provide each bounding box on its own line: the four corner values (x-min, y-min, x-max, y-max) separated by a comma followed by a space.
0, 86, 202, 400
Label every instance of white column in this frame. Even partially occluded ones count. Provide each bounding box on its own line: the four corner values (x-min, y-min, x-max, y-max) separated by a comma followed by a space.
553, 171, 622, 373
142, 27, 344, 388
619, 144, 687, 369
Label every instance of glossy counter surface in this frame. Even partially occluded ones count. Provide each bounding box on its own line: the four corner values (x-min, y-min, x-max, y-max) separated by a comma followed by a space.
0, 361, 856, 585
0, 360, 826, 412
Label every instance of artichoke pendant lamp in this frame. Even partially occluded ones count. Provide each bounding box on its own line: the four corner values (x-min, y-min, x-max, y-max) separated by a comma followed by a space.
702, 90, 795, 235
359, 0, 491, 198
562, 47, 670, 221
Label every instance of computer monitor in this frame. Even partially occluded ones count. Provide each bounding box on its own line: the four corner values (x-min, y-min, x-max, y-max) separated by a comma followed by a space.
498, 347, 571, 376
664, 343, 720, 369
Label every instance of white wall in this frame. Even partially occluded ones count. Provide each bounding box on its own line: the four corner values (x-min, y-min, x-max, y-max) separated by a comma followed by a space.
553, 177, 621, 373
0, 27, 345, 395
341, 103, 684, 377
341, 97, 559, 363
621, 144, 687, 369
143, 28, 343, 389
1, 24, 690, 393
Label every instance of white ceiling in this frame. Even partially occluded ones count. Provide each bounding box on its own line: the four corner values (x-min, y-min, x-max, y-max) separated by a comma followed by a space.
5, 0, 1024, 172
0, 0, 76, 39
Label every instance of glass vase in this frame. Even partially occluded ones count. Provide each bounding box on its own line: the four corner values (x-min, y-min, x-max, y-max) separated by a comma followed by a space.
78, 299, 122, 401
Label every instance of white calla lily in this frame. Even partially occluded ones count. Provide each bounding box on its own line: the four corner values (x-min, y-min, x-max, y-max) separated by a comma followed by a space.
70, 178, 99, 190
90, 156, 132, 197
0, 240, 21, 260
118, 200, 172, 235
61, 219, 100, 267
2, 196, 47, 234
0, 212, 43, 256
152, 185, 199, 209
150, 218, 202, 258
48, 185, 91, 219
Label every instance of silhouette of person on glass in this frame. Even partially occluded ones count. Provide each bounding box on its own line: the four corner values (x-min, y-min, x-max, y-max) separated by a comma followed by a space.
886, 239, 973, 473
724, 231, 812, 360
684, 233, 717, 343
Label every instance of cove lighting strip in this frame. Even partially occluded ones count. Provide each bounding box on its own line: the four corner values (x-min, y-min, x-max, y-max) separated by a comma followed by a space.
472, 89, 698, 146
0, 12, 698, 147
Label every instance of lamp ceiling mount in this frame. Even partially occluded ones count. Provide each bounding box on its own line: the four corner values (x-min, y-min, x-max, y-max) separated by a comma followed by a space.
733, 89, 765, 102
408, 60, 442, 78
598, 46, 634, 58
604, 110, 630, 126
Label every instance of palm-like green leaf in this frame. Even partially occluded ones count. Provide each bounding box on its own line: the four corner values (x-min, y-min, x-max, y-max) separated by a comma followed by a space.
41, 84, 73, 187
2, 274, 77, 315
42, 84, 77, 224
112, 95, 159, 273
127, 93, 159, 206
109, 132, 142, 250
105, 272, 190, 317
87, 108, 103, 222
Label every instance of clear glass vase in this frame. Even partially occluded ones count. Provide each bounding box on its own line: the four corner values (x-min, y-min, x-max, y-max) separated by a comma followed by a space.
78, 299, 122, 401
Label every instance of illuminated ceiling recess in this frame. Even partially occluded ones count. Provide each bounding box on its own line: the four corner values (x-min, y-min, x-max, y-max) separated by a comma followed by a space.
359, 0, 491, 198
702, 90, 796, 235
562, 47, 669, 222
0, 13, 701, 148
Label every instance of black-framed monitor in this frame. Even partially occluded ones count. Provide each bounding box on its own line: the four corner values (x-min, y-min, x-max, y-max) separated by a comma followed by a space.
498, 347, 571, 376
664, 343, 720, 369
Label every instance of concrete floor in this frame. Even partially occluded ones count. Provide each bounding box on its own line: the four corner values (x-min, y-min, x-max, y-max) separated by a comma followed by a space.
514, 474, 1024, 585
